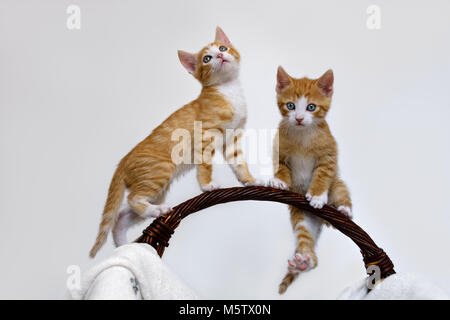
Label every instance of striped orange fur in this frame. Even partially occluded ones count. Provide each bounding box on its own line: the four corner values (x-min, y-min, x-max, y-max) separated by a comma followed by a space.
270, 67, 352, 293
89, 27, 257, 258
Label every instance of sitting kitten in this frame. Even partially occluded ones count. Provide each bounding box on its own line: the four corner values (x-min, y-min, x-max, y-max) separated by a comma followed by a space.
269, 67, 352, 294
90, 27, 258, 258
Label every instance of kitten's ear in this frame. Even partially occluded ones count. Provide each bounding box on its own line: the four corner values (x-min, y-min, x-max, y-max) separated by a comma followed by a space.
215, 26, 232, 46
276, 66, 292, 93
178, 50, 197, 74
317, 69, 334, 97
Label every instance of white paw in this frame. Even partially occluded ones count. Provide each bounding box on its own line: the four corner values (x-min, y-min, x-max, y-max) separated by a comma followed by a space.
338, 205, 353, 219
268, 178, 289, 190
201, 181, 220, 192
244, 179, 265, 187
306, 192, 328, 209
287, 253, 316, 274
157, 204, 172, 215
144, 203, 172, 218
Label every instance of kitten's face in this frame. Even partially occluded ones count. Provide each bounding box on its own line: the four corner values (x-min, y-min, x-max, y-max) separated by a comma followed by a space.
196, 42, 240, 85
276, 67, 334, 129
178, 27, 240, 86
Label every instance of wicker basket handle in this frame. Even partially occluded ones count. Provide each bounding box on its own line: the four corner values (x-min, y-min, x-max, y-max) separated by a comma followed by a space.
136, 186, 395, 279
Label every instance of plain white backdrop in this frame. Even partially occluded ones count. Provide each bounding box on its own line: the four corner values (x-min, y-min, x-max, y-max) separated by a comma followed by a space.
1, 0, 450, 299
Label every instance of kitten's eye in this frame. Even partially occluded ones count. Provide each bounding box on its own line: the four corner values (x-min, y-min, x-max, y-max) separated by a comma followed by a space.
219, 46, 228, 52
306, 104, 317, 112
286, 102, 296, 110
203, 55, 212, 63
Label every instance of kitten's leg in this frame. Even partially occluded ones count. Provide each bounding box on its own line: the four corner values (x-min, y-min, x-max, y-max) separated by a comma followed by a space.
113, 187, 169, 247
127, 163, 174, 218
112, 207, 143, 247
128, 188, 172, 218
328, 178, 353, 219
197, 163, 220, 191
306, 153, 337, 209
116, 187, 170, 247
279, 206, 322, 294
197, 146, 220, 192
269, 163, 291, 190
223, 131, 261, 186
270, 138, 291, 189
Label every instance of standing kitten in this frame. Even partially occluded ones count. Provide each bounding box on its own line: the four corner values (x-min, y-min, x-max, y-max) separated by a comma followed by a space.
269, 67, 352, 293
90, 27, 258, 258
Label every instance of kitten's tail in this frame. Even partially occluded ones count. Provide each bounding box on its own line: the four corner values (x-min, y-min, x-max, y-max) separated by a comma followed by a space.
89, 167, 126, 258
278, 272, 299, 294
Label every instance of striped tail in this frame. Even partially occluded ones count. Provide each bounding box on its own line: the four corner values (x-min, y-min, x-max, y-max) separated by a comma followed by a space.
278, 272, 299, 294
89, 168, 125, 258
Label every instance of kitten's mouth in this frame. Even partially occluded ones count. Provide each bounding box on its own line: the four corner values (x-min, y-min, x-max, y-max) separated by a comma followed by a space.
219, 58, 229, 65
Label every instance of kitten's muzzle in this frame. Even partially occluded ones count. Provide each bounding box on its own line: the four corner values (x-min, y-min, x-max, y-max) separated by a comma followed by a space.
296, 117, 304, 125
217, 53, 228, 64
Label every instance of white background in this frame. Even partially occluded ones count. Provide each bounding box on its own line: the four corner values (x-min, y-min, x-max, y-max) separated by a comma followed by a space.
1, 0, 450, 299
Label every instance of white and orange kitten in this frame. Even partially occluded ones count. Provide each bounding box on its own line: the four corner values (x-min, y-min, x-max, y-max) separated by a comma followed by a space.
269, 67, 352, 293
90, 27, 259, 258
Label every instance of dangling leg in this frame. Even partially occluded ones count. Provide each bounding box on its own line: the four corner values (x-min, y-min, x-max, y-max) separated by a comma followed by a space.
112, 162, 174, 247
112, 207, 142, 247
126, 161, 175, 217
329, 178, 353, 219
112, 190, 170, 247
279, 206, 322, 294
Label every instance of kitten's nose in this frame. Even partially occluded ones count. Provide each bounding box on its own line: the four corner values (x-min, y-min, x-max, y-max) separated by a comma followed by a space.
296, 117, 304, 125
217, 53, 223, 59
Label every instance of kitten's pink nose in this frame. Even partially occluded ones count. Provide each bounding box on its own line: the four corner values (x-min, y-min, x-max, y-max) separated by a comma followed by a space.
296, 117, 304, 125
217, 53, 223, 59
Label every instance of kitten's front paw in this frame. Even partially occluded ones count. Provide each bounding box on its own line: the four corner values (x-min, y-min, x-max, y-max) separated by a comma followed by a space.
287, 253, 316, 273
338, 205, 353, 219
306, 192, 328, 209
268, 178, 289, 190
201, 181, 220, 192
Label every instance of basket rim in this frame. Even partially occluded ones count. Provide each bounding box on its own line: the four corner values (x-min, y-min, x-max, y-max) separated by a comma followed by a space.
136, 185, 395, 280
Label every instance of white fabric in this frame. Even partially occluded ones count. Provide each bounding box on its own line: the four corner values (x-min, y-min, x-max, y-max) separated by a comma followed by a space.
68, 243, 448, 300
338, 272, 449, 300
68, 243, 198, 300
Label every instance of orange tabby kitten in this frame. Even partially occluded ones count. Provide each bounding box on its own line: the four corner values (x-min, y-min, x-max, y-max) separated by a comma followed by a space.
269, 67, 352, 293
90, 27, 258, 258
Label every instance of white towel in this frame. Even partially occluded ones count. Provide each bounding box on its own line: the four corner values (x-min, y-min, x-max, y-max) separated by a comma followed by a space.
68, 243, 198, 300
337, 272, 449, 300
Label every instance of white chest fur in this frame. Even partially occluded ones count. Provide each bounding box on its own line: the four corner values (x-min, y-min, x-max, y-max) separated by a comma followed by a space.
217, 79, 247, 129
289, 155, 316, 193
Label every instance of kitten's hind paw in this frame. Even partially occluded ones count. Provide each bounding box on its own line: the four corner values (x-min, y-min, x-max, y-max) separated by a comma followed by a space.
144, 203, 172, 218
279, 253, 316, 294
268, 178, 289, 190
338, 205, 353, 219
287, 253, 316, 273
157, 204, 172, 215
201, 181, 221, 192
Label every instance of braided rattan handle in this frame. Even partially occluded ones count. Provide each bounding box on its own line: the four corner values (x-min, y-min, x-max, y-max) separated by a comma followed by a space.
136, 186, 395, 279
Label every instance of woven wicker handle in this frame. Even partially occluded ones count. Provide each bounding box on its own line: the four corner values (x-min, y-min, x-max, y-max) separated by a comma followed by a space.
136, 186, 395, 279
